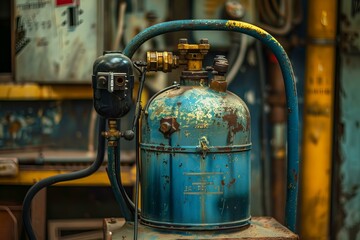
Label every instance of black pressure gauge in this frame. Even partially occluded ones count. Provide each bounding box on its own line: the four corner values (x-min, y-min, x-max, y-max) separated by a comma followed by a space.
92, 52, 134, 118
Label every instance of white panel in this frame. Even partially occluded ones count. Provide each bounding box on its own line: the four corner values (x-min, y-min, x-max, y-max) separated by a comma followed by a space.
15, 0, 103, 83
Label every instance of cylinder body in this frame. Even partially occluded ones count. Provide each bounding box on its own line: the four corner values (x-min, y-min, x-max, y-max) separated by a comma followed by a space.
140, 83, 251, 229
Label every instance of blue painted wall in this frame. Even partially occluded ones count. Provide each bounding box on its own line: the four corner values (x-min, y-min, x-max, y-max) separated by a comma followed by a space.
333, 1, 360, 239
336, 54, 360, 240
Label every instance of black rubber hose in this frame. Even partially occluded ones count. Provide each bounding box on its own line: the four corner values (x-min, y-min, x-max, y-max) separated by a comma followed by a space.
107, 145, 135, 221
22, 117, 106, 240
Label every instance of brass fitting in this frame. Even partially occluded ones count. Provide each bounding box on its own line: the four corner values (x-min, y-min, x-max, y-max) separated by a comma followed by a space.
146, 51, 179, 72
102, 119, 121, 146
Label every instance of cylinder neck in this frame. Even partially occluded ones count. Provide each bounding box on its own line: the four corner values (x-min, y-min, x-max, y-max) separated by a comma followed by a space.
180, 70, 209, 86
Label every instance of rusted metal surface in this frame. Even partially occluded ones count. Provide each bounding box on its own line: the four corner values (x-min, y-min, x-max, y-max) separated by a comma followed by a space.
210, 79, 227, 92
209, 55, 229, 93
104, 217, 298, 239
180, 71, 209, 86
144, 86, 251, 146
140, 143, 251, 153
159, 117, 180, 138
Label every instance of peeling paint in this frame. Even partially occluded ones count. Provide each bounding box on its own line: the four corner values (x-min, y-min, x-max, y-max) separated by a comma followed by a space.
146, 86, 251, 146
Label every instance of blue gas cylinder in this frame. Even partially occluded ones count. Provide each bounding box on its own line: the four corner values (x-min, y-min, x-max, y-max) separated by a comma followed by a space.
140, 69, 251, 230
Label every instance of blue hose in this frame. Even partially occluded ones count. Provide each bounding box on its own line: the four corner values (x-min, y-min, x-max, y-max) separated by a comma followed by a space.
123, 19, 299, 232
22, 117, 106, 240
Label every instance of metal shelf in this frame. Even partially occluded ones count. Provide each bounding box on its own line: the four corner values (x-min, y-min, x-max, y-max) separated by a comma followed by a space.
0, 166, 135, 186
0, 83, 93, 100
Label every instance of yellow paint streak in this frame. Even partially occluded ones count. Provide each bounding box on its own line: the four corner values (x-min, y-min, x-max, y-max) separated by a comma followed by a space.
225, 20, 282, 48
226, 20, 267, 37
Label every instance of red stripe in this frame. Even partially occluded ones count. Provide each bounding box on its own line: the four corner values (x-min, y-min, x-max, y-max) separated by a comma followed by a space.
56, 0, 74, 6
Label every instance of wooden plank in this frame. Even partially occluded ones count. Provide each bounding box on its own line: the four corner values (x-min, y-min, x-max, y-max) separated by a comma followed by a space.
31, 188, 46, 240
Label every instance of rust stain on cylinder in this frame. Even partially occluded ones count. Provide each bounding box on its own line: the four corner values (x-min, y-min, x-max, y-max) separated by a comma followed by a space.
221, 180, 225, 186
222, 111, 244, 134
210, 80, 227, 92
227, 178, 236, 187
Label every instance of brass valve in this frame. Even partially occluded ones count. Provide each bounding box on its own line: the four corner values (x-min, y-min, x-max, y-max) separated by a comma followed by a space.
102, 119, 134, 146
178, 38, 210, 71
146, 51, 179, 72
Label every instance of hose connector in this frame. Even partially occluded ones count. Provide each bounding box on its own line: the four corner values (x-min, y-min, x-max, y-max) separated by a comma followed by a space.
146, 51, 179, 72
